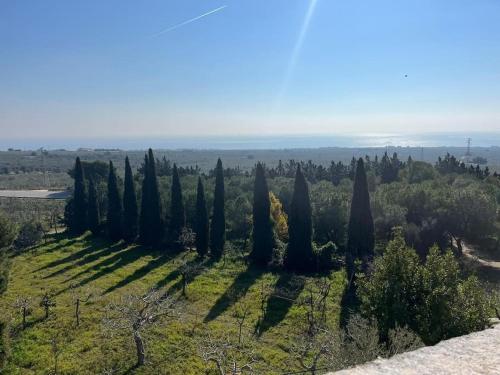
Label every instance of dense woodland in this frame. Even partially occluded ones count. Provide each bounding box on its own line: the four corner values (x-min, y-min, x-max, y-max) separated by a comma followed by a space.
1, 148, 500, 373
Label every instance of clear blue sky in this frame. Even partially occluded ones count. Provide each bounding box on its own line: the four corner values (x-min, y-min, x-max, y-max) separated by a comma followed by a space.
1, 0, 499, 139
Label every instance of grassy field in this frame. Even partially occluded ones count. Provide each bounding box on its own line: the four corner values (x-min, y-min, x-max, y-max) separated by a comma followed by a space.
1, 234, 345, 374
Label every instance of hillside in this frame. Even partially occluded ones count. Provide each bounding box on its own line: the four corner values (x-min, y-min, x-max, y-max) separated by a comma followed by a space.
0, 234, 344, 374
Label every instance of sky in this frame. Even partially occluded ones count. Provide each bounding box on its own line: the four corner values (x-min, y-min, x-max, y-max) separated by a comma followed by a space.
1, 0, 500, 141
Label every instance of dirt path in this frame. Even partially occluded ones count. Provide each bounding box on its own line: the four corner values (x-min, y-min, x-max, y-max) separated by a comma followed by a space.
462, 241, 500, 270
0, 189, 70, 199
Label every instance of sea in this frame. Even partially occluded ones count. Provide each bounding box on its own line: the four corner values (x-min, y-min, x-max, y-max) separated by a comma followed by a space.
2, 133, 500, 151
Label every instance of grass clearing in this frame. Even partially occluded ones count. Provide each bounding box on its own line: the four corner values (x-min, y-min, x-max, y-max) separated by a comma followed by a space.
0, 234, 345, 374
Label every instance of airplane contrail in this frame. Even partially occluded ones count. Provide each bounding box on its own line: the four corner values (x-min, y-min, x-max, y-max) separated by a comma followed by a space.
151, 5, 227, 37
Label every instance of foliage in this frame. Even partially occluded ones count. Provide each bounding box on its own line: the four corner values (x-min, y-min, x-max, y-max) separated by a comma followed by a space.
346, 158, 374, 277
123, 156, 138, 242
0, 211, 16, 249
14, 221, 44, 250
269, 192, 288, 242
71, 157, 87, 234
195, 177, 209, 257
358, 230, 491, 344
284, 166, 314, 273
251, 163, 274, 266
210, 158, 226, 258
168, 164, 186, 249
87, 177, 101, 235
106, 161, 123, 241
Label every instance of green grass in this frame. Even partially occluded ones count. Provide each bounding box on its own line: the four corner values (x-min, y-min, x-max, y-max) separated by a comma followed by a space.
0, 234, 345, 374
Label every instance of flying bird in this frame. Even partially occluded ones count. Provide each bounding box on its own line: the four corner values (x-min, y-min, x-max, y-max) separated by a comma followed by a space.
151, 5, 227, 37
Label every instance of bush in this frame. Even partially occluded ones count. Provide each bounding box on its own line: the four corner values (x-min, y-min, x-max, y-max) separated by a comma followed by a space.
0, 212, 16, 249
0, 321, 8, 370
358, 229, 491, 344
14, 221, 44, 250
314, 241, 337, 272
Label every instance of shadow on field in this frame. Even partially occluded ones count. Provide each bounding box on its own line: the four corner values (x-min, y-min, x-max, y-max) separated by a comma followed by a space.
42, 241, 126, 279
103, 253, 173, 294
204, 265, 264, 322
55, 245, 146, 295
164, 257, 215, 296
36, 236, 111, 272
257, 273, 305, 336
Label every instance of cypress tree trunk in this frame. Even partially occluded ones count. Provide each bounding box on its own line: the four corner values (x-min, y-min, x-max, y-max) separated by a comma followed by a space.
195, 177, 209, 257
284, 165, 313, 273
72, 157, 87, 234
251, 163, 274, 266
210, 158, 225, 258
107, 161, 123, 241
168, 164, 185, 249
346, 158, 374, 278
123, 156, 138, 242
87, 177, 100, 235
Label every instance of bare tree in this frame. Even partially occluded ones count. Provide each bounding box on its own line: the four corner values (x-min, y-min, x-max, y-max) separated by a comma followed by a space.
70, 284, 97, 326
102, 289, 178, 367
178, 257, 205, 297
179, 227, 196, 251
40, 291, 56, 319
14, 296, 32, 329
198, 333, 257, 375
49, 332, 63, 375
232, 300, 251, 347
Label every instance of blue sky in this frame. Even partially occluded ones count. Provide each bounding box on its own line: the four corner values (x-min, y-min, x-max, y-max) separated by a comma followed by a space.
1, 0, 500, 139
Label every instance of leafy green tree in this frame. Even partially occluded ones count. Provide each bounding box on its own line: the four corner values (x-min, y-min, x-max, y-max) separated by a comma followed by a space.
195, 177, 209, 257
358, 230, 490, 344
72, 157, 87, 234
251, 163, 274, 266
346, 158, 374, 277
210, 158, 225, 258
168, 164, 185, 249
87, 177, 100, 235
123, 156, 138, 242
284, 165, 313, 273
139, 153, 150, 244
106, 161, 123, 241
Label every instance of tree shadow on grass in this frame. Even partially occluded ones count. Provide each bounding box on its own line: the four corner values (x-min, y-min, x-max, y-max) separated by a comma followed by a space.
42, 241, 126, 279
204, 265, 265, 323
103, 253, 173, 295
257, 273, 305, 336
36, 236, 112, 272
164, 257, 215, 296
55, 245, 147, 295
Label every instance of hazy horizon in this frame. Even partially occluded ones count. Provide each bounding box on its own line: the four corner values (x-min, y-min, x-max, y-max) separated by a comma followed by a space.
2, 132, 500, 151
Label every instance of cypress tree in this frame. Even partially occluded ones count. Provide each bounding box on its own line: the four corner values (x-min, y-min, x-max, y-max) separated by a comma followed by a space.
250, 163, 274, 266
123, 156, 138, 242
195, 177, 209, 257
106, 161, 123, 241
346, 158, 375, 278
284, 165, 313, 273
139, 153, 150, 244
139, 149, 163, 246
210, 158, 225, 258
72, 157, 87, 234
147, 149, 163, 244
168, 164, 185, 248
87, 177, 100, 235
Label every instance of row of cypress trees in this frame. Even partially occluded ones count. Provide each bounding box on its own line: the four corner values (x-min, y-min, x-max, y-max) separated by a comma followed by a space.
71, 151, 374, 273
70, 150, 225, 257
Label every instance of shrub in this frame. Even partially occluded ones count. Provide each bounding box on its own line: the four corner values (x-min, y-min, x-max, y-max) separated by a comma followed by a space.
358, 229, 490, 344
14, 221, 44, 250
314, 241, 337, 272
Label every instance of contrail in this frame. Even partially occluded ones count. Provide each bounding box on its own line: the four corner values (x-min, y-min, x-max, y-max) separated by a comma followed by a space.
151, 5, 227, 37
274, 0, 319, 110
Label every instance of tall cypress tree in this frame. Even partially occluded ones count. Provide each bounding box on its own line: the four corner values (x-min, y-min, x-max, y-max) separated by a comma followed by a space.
107, 161, 123, 241
123, 156, 138, 242
168, 164, 185, 248
284, 165, 313, 273
250, 163, 274, 266
195, 177, 209, 257
210, 158, 225, 258
346, 158, 375, 278
87, 177, 100, 235
147, 148, 163, 244
72, 157, 87, 234
139, 153, 150, 244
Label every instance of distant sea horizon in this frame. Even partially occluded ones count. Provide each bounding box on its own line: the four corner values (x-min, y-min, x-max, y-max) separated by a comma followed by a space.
2, 132, 500, 151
